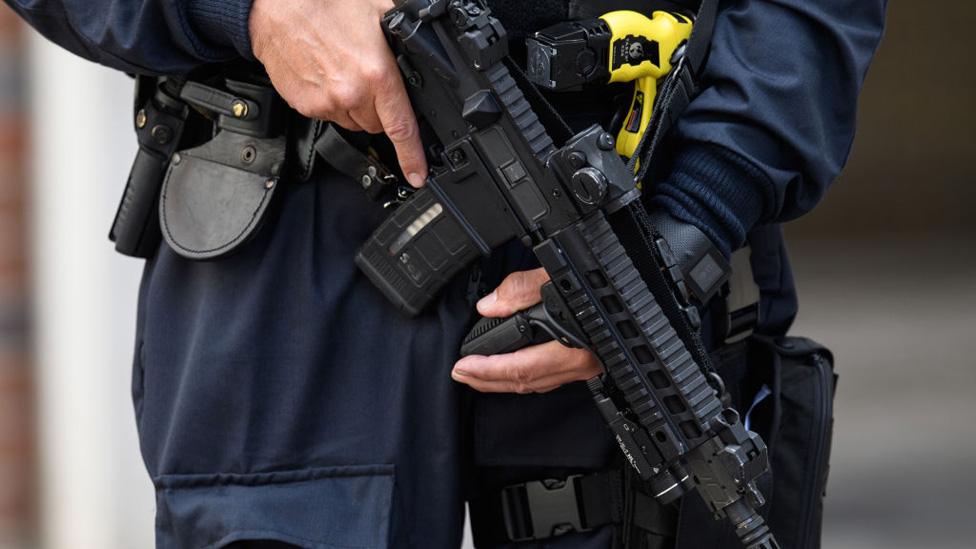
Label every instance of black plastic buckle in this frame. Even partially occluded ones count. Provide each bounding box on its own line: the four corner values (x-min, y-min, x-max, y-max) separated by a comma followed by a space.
721, 247, 761, 344
500, 475, 591, 542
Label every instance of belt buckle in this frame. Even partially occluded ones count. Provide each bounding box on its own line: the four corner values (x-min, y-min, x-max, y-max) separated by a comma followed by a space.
500, 475, 590, 542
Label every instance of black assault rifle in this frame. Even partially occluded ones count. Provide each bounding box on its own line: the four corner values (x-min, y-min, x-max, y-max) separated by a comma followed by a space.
355, 1, 778, 547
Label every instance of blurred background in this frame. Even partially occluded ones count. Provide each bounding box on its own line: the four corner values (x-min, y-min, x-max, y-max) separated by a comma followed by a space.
0, 1, 973, 548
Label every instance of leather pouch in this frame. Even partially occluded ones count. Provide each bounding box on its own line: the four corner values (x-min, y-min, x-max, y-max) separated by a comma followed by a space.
160, 130, 287, 260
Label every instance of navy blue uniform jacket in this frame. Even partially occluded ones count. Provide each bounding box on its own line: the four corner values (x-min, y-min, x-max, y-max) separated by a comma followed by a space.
4, 0, 886, 548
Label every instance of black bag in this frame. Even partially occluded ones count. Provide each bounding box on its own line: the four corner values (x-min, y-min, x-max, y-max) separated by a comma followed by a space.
672, 335, 836, 549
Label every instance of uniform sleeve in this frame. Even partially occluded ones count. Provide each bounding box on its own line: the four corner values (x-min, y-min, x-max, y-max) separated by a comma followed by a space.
649, 0, 887, 256
3, 0, 255, 74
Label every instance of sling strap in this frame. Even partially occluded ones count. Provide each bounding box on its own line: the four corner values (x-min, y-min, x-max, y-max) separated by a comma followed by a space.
629, 0, 718, 183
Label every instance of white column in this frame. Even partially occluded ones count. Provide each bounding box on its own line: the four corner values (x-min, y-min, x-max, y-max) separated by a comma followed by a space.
27, 34, 155, 549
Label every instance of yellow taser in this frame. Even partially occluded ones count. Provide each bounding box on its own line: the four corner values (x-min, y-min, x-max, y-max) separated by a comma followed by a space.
527, 10, 693, 158
603, 11, 692, 158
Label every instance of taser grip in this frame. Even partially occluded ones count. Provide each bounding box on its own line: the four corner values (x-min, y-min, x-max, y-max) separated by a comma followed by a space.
616, 75, 658, 158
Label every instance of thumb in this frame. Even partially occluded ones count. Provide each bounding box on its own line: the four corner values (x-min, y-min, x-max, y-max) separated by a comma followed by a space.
477, 268, 550, 318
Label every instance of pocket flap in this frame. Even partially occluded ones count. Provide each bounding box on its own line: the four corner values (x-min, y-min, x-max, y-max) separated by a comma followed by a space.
154, 465, 395, 549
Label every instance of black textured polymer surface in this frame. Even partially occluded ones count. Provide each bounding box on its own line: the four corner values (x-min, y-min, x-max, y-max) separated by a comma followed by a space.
487, 0, 571, 38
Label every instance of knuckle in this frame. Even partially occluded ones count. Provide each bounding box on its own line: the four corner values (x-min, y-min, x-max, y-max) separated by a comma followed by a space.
583, 352, 601, 372
290, 96, 325, 119
384, 118, 417, 143
360, 62, 390, 85
291, 102, 314, 119
330, 84, 364, 111
509, 362, 535, 394
510, 272, 529, 294
498, 273, 526, 303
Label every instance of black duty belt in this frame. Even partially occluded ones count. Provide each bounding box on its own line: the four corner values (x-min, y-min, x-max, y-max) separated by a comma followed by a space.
469, 470, 676, 545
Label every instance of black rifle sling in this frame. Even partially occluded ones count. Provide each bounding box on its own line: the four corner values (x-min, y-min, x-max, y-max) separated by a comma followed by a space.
685, 0, 718, 76
629, 0, 718, 183
608, 0, 722, 374
505, 56, 575, 147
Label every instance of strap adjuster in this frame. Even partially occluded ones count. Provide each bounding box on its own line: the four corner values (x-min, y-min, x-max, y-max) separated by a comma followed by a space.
500, 475, 592, 541
722, 246, 761, 344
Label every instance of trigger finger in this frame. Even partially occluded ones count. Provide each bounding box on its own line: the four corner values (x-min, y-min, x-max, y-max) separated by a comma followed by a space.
374, 76, 427, 187
329, 112, 364, 133
350, 108, 383, 135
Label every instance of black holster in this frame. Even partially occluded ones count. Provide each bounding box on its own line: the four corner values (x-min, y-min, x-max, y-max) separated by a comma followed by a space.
109, 76, 190, 258
112, 73, 291, 261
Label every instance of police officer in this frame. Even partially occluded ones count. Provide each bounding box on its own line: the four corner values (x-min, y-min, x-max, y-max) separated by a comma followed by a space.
4, 0, 886, 548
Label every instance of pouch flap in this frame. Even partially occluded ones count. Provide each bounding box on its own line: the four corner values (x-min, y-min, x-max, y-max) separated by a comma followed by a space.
154, 465, 395, 549
161, 130, 286, 260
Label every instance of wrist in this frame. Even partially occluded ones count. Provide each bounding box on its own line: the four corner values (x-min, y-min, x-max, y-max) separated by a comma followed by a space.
185, 0, 257, 60
648, 144, 771, 257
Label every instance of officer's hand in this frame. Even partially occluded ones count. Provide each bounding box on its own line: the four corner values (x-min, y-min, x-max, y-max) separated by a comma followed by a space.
451, 269, 602, 394
249, 0, 427, 187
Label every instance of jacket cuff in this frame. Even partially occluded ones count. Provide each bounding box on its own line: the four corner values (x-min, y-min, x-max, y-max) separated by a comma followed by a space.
647, 144, 771, 258
184, 0, 256, 60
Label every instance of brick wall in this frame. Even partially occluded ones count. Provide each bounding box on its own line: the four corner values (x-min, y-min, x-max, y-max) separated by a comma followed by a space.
0, 5, 34, 548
